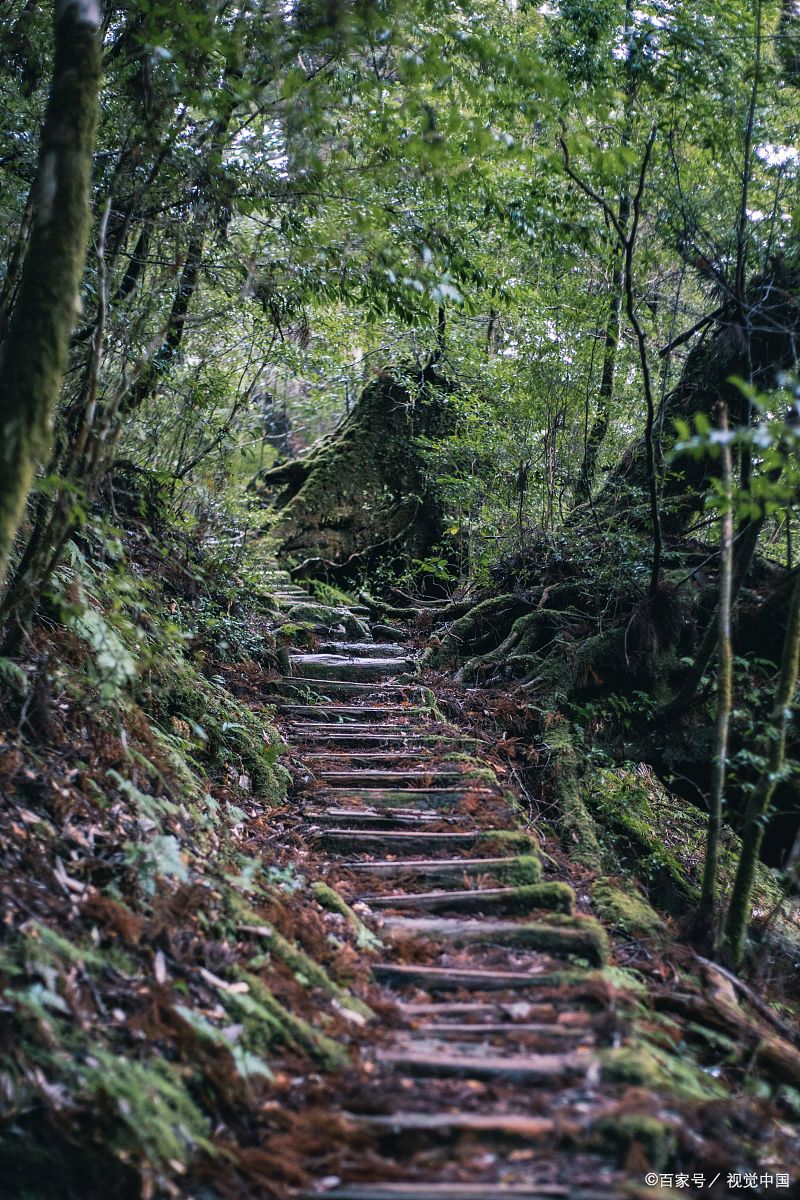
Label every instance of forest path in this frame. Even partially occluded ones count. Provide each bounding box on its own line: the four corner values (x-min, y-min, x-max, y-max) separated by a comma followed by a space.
264, 573, 685, 1200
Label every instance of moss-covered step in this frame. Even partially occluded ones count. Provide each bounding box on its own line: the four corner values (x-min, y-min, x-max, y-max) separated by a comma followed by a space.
314, 769, 488, 789
311, 788, 504, 810
342, 854, 542, 885
375, 1044, 590, 1083
283, 602, 371, 638
397, 1000, 576, 1021
314, 642, 409, 658
316, 829, 536, 856
382, 915, 609, 966
290, 654, 417, 681
263, 677, 423, 700
363, 882, 575, 916
293, 730, 458, 748
309, 808, 464, 830
279, 704, 430, 722
304, 754, 453, 774
372, 964, 598, 993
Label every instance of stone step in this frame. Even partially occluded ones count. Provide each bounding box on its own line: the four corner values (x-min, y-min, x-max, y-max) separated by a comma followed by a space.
279, 705, 429, 722
316, 829, 534, 856
265, 678, 421, 700
364, 882, 574, 916
382, 915, 609, 966
302, 750, 444, 765
313, 769, 478, 789
315, 642, 410, 658
341, 854, 542, 884
406, 1022, 592, 1041
372, 964, 595, 993
290, 654, 416, 681
293, 730, 453, 747
375, 1045, 589, 1083
312, 788, 503, 810
308, 808, 463, 830
350, 1111, 557, 1140
397, 1001, 582, 1022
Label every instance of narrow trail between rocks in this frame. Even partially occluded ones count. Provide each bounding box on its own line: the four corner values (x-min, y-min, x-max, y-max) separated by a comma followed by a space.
262, 571, 715, 1200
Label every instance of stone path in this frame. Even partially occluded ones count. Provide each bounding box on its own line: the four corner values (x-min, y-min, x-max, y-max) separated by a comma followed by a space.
263, 573, 719, 1200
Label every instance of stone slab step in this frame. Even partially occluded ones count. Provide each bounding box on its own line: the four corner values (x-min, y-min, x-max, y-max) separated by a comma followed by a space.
280, 705, 429, 722
341, 855, 541, 884
314, 770, 477, 789
372, 964, 594, 992
382, 916, 608, 966
375, 1046, 589, 1082
294, 731, 455, 748
312, 788, 502, 809
265, 678, 421, 699
290, 654, 416, 681
407, 1022, 591, 1040
302, 751, 443, 764
315, 642, 409, 658
317, 829, 534, 856
364, 882, 574, 916
308, 808, 462, 830
397, 1001, 575, 1021
350, 1111, 557, 1139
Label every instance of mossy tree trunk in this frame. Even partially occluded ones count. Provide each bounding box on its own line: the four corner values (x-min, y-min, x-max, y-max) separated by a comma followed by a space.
0, 0, 101, 592
698, 405, 734, 940
252, 366, 454, 581
721, 567, 800, 966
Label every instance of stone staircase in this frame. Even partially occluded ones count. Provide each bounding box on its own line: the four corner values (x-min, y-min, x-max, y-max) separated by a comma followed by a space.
262, 571, 706, 1200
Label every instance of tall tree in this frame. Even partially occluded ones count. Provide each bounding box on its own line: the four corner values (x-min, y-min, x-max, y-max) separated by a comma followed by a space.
0, 0, 101, 590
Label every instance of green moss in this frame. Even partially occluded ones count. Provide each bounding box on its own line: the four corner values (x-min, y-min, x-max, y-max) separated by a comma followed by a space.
284, 601, 369, 639
491, 854, 542, 885
589, 1113, 677, 1169
303, 579, 359, 607
598, 965, 649, 996
143, 657, 289, 802
601, 1043, 727, 1100
241, 916, 373, 1019
233, 973, 348, 1070
312, 882, 382, 951
480, 830, 538, 855
501, 882, 575, 914
591, 877, 666, 939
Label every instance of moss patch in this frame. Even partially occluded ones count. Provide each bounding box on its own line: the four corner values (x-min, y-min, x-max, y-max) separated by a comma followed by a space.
601, 1043, 727, 1101
591, 877, 666, 939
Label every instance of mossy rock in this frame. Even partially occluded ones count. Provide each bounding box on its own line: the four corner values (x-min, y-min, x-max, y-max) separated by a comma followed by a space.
284, 602, 369, 640
591, 877, 666, 940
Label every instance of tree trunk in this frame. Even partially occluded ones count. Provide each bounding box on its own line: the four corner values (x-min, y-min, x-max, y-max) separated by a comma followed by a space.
698, 404, 734, 939
721, 566, 800, 965
0, 0, 101, 592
